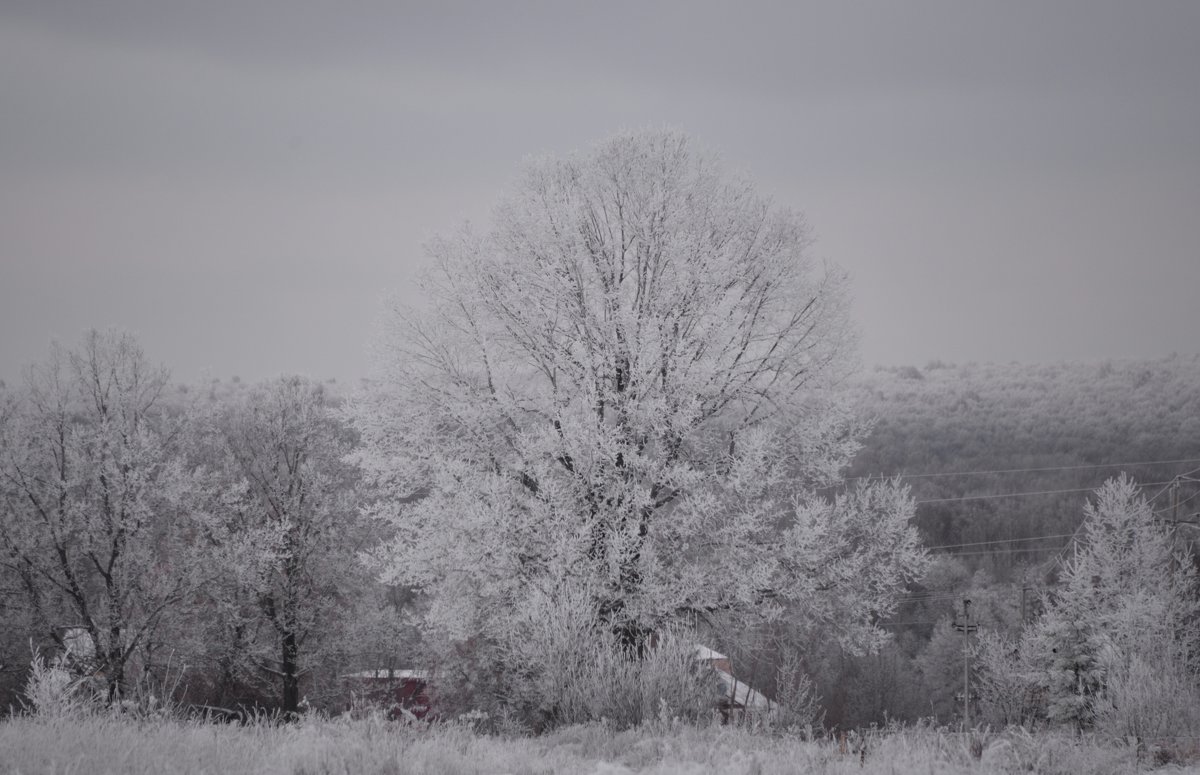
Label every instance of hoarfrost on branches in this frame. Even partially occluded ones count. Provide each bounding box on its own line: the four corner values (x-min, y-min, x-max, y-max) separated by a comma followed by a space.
353, 130, 926, 651
0, 331, 196, 702
1018, 475, 1200, 728
195, 376, 370, 714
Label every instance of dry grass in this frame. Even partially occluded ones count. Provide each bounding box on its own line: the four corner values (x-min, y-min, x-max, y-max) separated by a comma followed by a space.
1, 715, 1194, 775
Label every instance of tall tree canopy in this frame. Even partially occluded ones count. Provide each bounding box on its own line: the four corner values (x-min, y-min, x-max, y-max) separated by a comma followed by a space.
198, 376, 368, 714
355, 130, 925, 654
0, 331, 195, 701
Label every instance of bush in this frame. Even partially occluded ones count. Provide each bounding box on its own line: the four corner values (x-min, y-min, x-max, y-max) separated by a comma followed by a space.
22, 652, 94, 718
545, 631, 722, 730
973, 631, 1044, 728
428, 581, 724, 731
759, 649, 822, 731
1094, 653, 1200, 763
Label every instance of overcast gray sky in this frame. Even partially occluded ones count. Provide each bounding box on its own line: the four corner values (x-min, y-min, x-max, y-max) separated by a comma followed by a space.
2, 1, 1198, 384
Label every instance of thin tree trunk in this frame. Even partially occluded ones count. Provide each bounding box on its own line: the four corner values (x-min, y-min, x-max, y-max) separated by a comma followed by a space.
281, 630, 300, 714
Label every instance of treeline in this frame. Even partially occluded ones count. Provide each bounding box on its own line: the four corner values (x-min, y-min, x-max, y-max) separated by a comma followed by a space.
0, 331, 411, 715
4, 334, 1197, 728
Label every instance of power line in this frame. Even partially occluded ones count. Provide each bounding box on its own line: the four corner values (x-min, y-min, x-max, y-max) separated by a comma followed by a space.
902, 595, 964, 607
1145, 468, 1200, 504
1154, 488, 1200, 516
1038, 469, 1200, 570
888, 475, 1200, 629
907, 471, 1200, 573
916, 480, 1176, 505
919, 476, 1200, 554
846, 457, 1200, 483
895, 596, 969, 608
925, 533, 1076, 551
943, 544, 1070, 558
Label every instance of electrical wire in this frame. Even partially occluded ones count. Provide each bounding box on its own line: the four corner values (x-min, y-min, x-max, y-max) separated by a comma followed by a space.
905, 472, 1200, 573
1143, 467, 1200, 505
885, 477, 1200, 628
1153, 488, 1200, 516
924, 533, 1076, 551
940, 544, 1070, 558
895, 594, 966, 605
1039, 469, 1200, 569
845, 456, 1200, 483
915, 478, 1180, 505
916, 481, 1171, 505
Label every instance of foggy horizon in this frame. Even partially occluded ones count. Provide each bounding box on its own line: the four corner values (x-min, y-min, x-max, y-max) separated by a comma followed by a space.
3, 1, 1199, 384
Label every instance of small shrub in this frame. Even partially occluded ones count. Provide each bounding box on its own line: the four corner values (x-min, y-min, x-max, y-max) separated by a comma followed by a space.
546, 631, 722, 730
22, 652, 93, 718
1094, 653, 1200, 764
430, 581, 725, 731
760, 649, 821, 732
973, 630, 1044, 727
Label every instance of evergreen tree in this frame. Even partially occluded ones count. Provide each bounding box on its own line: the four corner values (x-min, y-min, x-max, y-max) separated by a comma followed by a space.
1019, 476, 1199, 728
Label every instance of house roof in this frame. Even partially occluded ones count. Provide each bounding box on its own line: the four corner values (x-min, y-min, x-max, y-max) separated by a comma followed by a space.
713, 667, 772, 709
693, 643, 771, 709
693, 644, 728, 662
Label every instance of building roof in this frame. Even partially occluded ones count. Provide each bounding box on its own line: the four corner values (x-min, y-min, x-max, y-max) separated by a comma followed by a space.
693, 643, 771, 710
693, 644, 728, 662
713, 667, 772, 709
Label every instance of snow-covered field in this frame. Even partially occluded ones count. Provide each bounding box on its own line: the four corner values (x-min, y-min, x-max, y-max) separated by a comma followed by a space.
1, 716, 1187, 775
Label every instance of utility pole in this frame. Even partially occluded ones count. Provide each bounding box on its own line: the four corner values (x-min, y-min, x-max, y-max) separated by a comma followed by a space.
1164, 477, 1182, 574
953, 598, 978, 730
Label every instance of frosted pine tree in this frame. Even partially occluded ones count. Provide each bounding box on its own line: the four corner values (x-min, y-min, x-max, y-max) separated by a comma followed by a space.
1021, 476, 1199, 728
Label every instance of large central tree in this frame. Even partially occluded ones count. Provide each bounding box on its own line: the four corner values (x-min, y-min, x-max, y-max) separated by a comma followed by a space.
356, 130, 924, 656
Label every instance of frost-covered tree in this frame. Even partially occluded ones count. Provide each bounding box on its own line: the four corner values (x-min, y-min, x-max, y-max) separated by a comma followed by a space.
200, 376, 369, 714
0, 331, 196, 702
972, 630, 1043, 727
355, 130, 926, 662
1011, 476, 1199, 728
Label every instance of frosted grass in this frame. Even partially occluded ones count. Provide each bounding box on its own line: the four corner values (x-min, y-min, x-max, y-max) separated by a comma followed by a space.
0, 716, 1167, 775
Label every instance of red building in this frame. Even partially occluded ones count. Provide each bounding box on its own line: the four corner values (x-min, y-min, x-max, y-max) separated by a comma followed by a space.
339, 668, 431, 720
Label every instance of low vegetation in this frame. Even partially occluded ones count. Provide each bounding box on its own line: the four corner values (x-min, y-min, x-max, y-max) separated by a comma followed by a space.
0, 714, 1168, 775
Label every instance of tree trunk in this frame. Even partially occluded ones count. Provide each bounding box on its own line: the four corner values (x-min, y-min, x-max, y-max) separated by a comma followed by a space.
105, 635, 125, 706
281, 630, 300, 715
